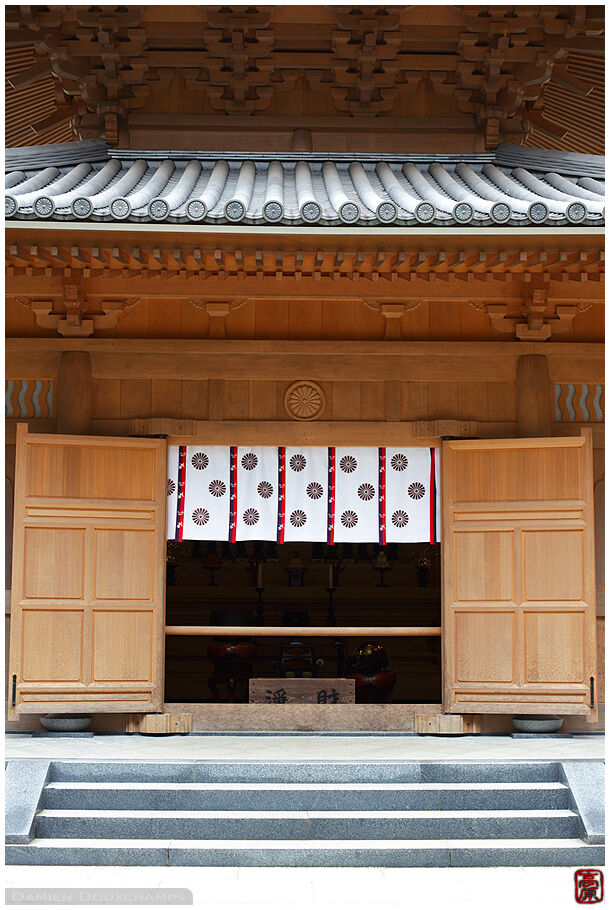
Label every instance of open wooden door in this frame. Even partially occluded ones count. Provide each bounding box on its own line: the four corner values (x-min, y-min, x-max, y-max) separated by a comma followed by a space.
442, 433, 596, 715
8, 425, 167, 719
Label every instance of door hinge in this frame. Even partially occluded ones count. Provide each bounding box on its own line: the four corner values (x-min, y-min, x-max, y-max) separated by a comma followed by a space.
590, 676, 595, 709
11, 674, 16, 707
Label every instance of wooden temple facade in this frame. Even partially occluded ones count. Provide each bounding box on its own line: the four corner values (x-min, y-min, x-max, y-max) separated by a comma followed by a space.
5, 5, 605, 733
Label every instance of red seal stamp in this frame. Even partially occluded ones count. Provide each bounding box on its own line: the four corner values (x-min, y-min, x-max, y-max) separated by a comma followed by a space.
575, 869, 604, 904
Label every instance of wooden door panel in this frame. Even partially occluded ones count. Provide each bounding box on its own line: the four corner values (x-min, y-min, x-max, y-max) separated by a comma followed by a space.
455, 611, 515, 682
91, 611, 153, 681
94, 530, 154, 600
453, 444, 582, 502
454, 531, 514, 601
23, 527, 85, 599
443, 434, 596, 715
26, 443, 157, 500
522, 530, 583, 601
523, 612, 585, 683
21, 610, 84, 681
8, 425, 166, 718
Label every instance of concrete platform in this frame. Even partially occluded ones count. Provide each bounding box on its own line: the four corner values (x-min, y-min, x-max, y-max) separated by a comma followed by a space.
5, 732, 604, 762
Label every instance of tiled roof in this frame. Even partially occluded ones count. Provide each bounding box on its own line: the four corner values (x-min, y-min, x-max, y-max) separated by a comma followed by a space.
5, 141, 605, 228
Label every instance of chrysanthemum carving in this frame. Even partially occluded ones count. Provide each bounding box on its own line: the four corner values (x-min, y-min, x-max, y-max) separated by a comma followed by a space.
284, 381, 326, 421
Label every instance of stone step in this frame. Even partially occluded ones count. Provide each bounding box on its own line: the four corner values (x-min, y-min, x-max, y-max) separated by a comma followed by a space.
35, 808, 580, 841
43, 781, 571, 812
50, 760, 563, 785
6, 837, 605, 868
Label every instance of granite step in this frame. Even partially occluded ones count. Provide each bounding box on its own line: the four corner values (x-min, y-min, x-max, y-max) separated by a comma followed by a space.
35, 808, 580, 841
43, 780, 571, 812
49, 760, 563, 785
6, 837, 605, 868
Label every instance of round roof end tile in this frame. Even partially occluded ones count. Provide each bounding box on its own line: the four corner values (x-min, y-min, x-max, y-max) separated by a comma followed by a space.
149, 198, 170, 221
566, 201, 587, 224
339, 201, 360, 223
414, 201, 436, 223
528, 201, 549, 223
71, 197, 93, 218
263, 200, 284, 222
225, 199, 245, 222
453, 201, 474, 224
301, 201, 321, 223
33, 195, 55, 217
377, 201, 397, 223
490, 201, 511, 224
186, 199, 207, 221
110, 197, 131, 219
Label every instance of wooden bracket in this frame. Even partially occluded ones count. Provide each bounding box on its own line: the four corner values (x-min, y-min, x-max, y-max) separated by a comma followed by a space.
469, 290, 594, 341
189, 298, 247, 338
16, 288, 141, 337
364, 299, 422, 340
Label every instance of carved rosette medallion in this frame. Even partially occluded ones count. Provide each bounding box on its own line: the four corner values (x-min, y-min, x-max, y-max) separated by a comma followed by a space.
284, 381, 326, 421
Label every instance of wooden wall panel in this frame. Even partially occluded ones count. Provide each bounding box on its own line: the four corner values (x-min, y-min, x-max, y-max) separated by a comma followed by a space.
249, 381, 279, 420
487, 383, 516, 422
332, 381, 359, 420
181, 380, 209, 420
224, 380, 250, 419
151, 379, 181, 418
457, 382, 488, 421
92, 380, 122, 419
120, 379, 151, 419
359, 382, 385, 420
426, 383, 460, 419
401, 382, 428, 421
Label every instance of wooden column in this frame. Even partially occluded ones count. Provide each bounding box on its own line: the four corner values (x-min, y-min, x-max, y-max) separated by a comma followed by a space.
516, 353, 551, 437
57, 351, 92, 435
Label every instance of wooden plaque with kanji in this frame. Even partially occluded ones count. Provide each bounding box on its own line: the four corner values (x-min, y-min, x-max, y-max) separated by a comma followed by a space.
249, 678, 355, 704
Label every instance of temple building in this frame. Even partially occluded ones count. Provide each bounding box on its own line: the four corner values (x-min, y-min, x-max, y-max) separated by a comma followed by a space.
5, 4, 604, 739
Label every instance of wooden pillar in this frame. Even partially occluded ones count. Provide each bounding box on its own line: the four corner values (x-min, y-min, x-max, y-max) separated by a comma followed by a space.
516, 353, 551, 437
57, 351, 92, 435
